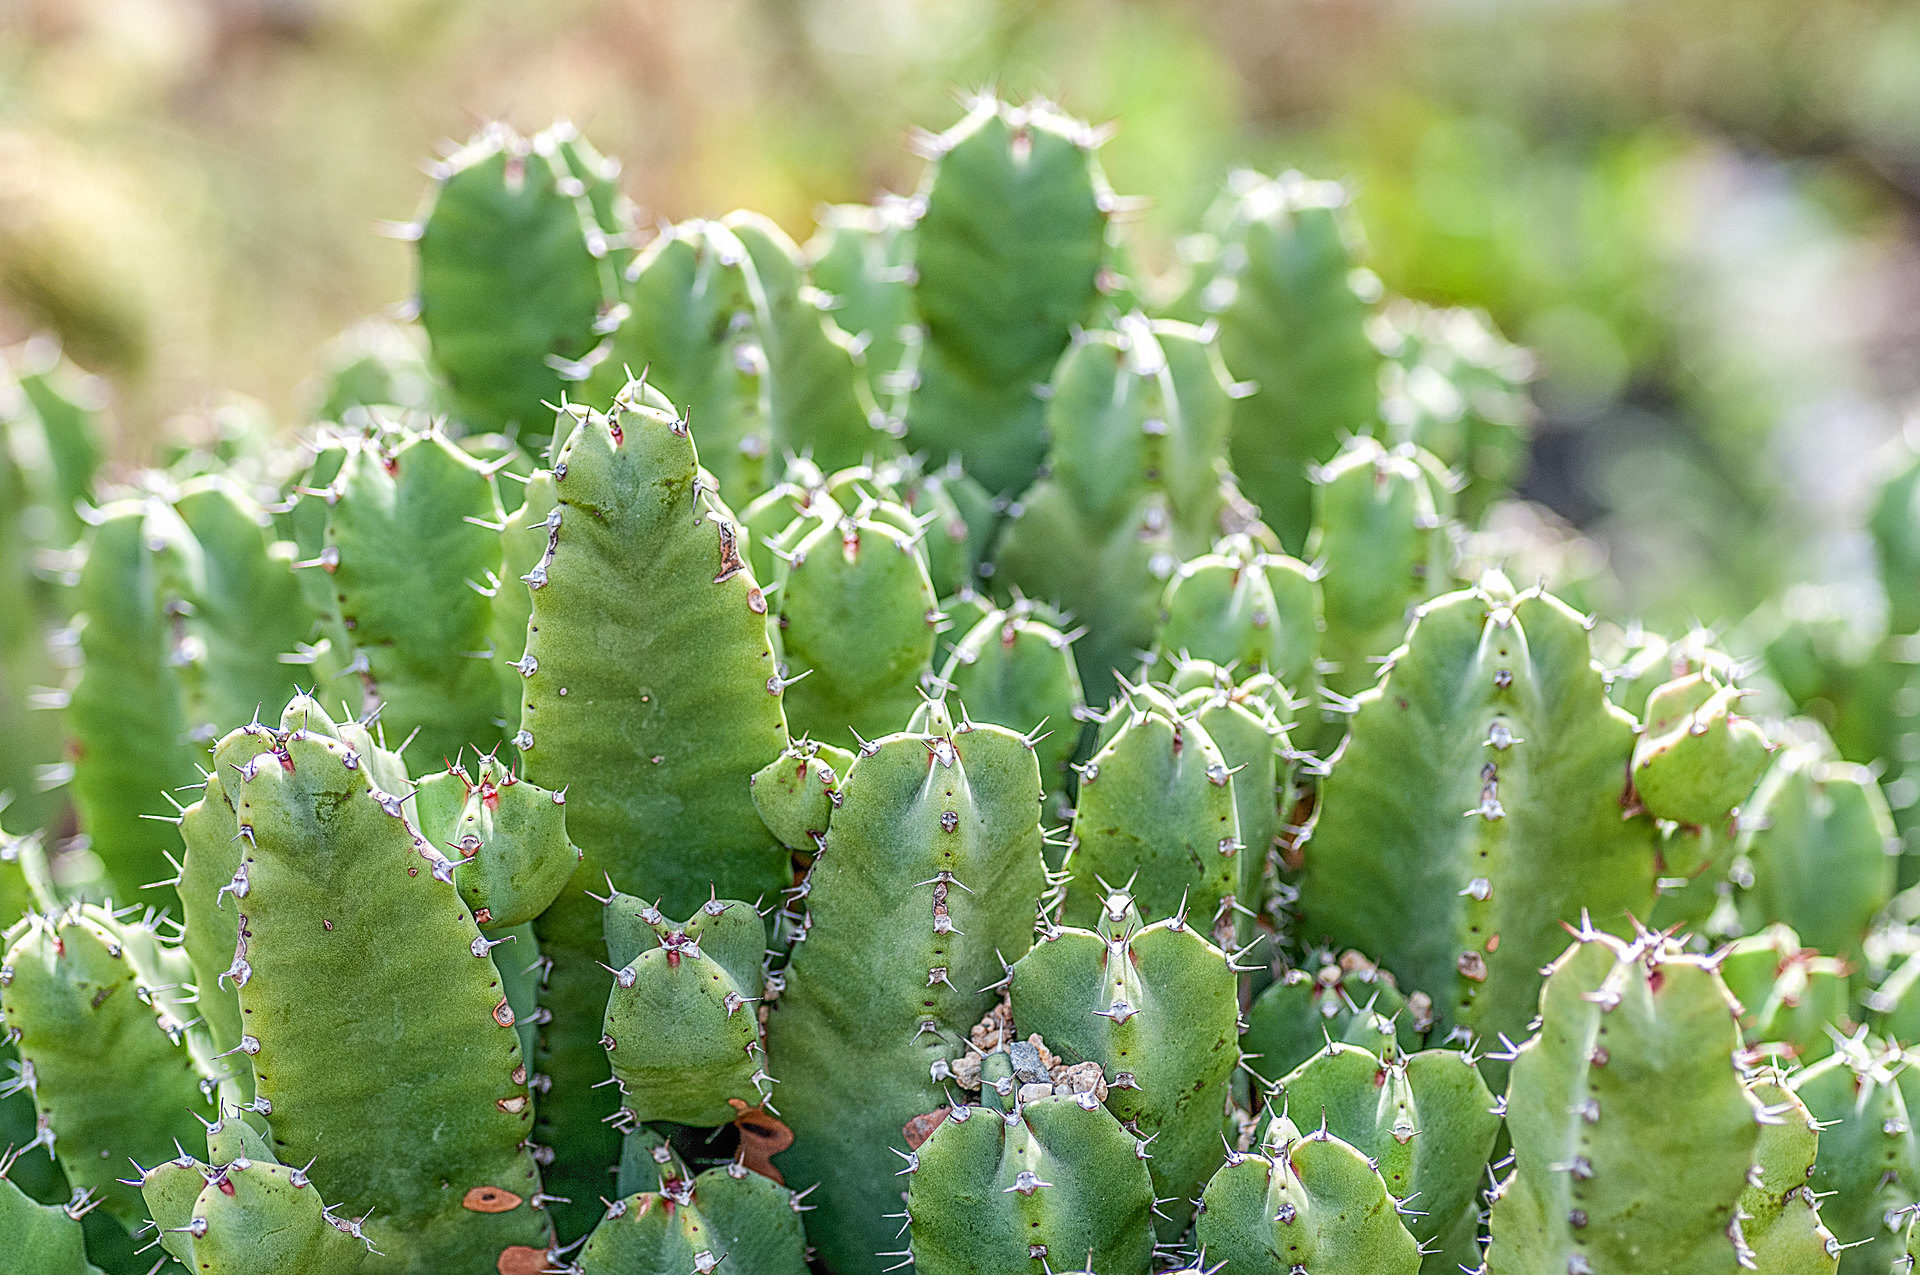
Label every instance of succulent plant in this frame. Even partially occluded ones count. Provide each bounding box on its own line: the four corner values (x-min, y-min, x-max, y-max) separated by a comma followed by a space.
7, 95, 1896, 1275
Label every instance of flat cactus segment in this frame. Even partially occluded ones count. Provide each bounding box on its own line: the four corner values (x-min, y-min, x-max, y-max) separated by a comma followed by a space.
749, 739, 850, 854
1061, 690, 1239, 929
1631, 671, 1772, 827
1272, 1041, 1498, 1272
906, 1095, 1156, 1275
217, 700, 550, 1272
997, 317, 1233, 701
170, 476, 316, 738
1195, 1115, 1422, 1275
935, 605, 1085, 821
517, 387, 790, 1231
1299, 587, 1660, 1050
1486, 932, 1759, 1275
1009, 899, 1239, 1239
577, 1166, 808, 1275
67, 501, 202, 900
138, 1135, 371, 1275
1153, 535, 1320, 713
0, 1158, 102, 1275
602, 894, 769, 1126
1197, 172, 1381, 552
414, 122, 615, 441
1734, 1075, 1839, 1274
411, 755, 580, 929
807, 198, 916, 403
1789, 1041, 1920, 1274
519, 389, 791, 908
725, 212, 879, 477
1736, 746, 1896, 960
904, 97, 1111, 496
323, 427, 508, 765
764, 706, 1046, 1275
773, 496, 938, 741
1306, 436, 1453, 703
0, 906, 220, 1226
578, 221, 765, 503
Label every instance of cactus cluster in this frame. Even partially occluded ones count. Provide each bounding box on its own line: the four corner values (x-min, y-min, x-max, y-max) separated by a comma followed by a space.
3, 94, 1918, 1275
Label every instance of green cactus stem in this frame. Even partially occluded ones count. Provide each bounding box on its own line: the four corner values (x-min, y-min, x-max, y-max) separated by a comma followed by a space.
1195, 1113, 1422, 1275
764, 698, 1046, 1275
577, 1162, 809, 1275
1299, 585, 1666, 1055
213, 695, 551, 1272
902, 96, 1111, 497
1060, 684, 1239, 931
1009, 889, 1239, 1240
905, 1094, 1156, 1275
413, 122, 618, 442
1485, 928, 1761, 1274
600, 892, 771, 1126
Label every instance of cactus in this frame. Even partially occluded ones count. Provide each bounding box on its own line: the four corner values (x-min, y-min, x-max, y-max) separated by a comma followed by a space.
1194, 1113, 1422, 1275
1733, 1073, 1840, 1274
1270, 1031, 1499, 1273
808, 198, 916, 405
583, 215, 878, 509
1242, 953, 1431, 1085
1791, 1038, 1920, 1274
515, 387, 793, 1224
306, 320, 442, 428
995, 316, 1234, 700
901, 96, 1112, 496
1375, 300, 1533, 524
65, 502, 207, 899
1719, 926, 1854, 1062
770, 490, 939, 742
1306, 436, 1453, 705
1, 904, 228, 1226
1009, 889, 1239, 1239
136, 1110, 371, 1274
1298, 585, 1670, 1053
904, 1094, 1157, 1275
1165, 663, 1296, 932
1736, 737, 1898, 960
1631, 670, 1772, 827
1, 1148, 103, 1275
313, 425, 510, 765
1151, 535, 1320, 720
577, 1160, 809, 1275
29, 97, 1920, 1275
208, 695, 553, 1272
1485, 928, 1760, 1274
764, 698, 1046, 1275
1187, 172, 1381, 552
1059, 683, 1239, 930
600, 892, 771, 1126
934, 602, 1086, 823
413, 122, 619, 442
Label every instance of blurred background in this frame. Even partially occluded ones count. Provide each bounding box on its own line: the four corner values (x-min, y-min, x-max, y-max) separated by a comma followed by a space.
1, 0, 1917, 627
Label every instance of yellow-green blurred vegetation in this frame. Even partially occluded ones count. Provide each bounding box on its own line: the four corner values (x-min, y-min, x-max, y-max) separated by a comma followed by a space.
2, 0, 1918, 624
